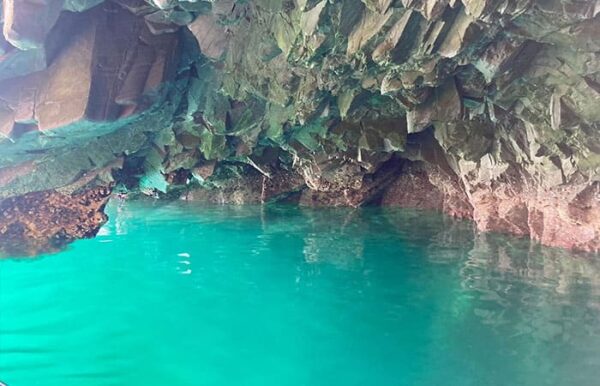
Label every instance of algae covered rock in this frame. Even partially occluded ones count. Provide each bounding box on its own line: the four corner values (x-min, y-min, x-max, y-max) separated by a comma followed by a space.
0, 0, 598, 252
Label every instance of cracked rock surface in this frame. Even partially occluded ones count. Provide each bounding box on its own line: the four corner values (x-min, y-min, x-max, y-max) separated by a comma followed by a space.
0, 0, 599, 253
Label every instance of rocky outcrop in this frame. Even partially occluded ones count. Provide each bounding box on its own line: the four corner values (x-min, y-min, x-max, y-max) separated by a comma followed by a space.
0, 185, 112, 257
0, 0, 598, 253
380, 158, 600, 252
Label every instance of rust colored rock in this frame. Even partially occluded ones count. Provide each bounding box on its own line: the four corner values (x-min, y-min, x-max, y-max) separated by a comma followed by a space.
380, 160, 473, 219
191, 161, 217, 181
0, 0, 599, 255
81, 4, 178, 122
469, 181, 600, 253
0, 186, 112, 257
1, 4, 180, 133
34, 14, 96, 130
188, 14, 230, 60
0, 72, 43, 129
380, 158, 599, 253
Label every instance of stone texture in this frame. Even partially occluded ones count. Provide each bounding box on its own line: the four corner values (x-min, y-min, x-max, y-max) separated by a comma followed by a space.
0, 0, 599, 253
380, 160, 474, 219
2, 0, 64, 50
187, 13, 230, 60
0, 3, 179, 137
183, 167, 305, 204
0, 185, 112, 257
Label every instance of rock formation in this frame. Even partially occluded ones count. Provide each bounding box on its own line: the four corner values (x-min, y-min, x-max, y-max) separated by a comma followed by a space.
0, 185, 112, 256
0, 0, 598, 253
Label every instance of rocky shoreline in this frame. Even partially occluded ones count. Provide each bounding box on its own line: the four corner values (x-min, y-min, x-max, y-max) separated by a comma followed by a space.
1, 0, 598, 254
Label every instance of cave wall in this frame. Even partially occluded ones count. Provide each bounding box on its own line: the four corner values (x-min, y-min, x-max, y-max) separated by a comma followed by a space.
0, 0, 598, 253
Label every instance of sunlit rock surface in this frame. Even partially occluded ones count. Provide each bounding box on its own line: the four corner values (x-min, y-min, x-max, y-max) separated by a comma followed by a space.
0, 0, 598, 252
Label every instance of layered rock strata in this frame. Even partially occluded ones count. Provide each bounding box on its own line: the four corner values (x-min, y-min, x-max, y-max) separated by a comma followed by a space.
0, 0, 598, 253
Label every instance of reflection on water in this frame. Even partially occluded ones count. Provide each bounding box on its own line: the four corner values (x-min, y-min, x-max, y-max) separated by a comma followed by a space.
1, 200, 599, 386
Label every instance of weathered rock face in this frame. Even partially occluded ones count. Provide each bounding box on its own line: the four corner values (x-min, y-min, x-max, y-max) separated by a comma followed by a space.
0, 0, 598, 253
0, 185, 112, 256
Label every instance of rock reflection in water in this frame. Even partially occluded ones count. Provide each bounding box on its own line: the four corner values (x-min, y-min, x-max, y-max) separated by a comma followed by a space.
289, 206, 600, 344
2, 201, 599, 386
300, 209, 366, 270
292, 206, 600, 293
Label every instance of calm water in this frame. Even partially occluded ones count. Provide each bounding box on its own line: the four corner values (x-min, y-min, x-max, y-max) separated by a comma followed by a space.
1, 201, 599, 386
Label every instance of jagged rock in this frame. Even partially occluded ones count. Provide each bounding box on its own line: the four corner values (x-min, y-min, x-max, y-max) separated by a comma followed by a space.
187, 13, 229, 60
2, 0, 64, 50
184, 167, 305, 204
407, 78, 462, 133
0, 185, 112, 257
0, 4, 179, 134
0, 0, 599, 253
380, 160, 473, 219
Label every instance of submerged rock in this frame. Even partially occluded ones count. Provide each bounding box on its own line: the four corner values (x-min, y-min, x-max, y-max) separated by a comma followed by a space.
0, 0, 598, 253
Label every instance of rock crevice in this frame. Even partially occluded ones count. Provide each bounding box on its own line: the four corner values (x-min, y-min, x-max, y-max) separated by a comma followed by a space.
0, 0, 598, 253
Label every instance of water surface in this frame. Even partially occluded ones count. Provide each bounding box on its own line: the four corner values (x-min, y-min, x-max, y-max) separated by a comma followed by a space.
1, 201, 599, 386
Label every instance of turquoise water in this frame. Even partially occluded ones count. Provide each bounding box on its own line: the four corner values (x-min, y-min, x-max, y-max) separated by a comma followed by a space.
1, 201, 600, 386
